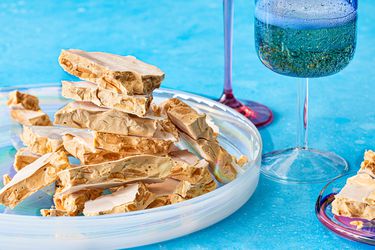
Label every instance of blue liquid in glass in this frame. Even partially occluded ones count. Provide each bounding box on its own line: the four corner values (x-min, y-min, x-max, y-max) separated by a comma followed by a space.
255, 0, 357, 78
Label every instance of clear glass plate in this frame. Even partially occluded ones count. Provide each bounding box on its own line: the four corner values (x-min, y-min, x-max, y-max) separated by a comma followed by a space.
0, 84, 261, 249
316, 175, 375, 246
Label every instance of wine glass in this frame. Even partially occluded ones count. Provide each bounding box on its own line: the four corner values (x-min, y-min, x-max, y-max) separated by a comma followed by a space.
220, 0, 273, 127
255, 0, 357, 183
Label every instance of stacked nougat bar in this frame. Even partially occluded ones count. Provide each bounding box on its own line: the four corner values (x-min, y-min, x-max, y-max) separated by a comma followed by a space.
332, 150, 375, 221
1, 49, 246, 216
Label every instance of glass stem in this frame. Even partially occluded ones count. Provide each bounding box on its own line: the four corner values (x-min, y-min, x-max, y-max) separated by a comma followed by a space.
297, 78, 309, 149
223, 0, 234, 94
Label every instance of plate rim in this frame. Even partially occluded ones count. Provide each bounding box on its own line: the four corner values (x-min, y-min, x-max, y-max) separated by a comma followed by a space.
315, 174, 375, 246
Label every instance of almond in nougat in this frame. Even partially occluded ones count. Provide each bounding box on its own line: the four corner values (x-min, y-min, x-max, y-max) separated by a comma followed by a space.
54, 101, 178, 138
0, 151, 69, 208
58, 49, 164, 95
61, 81, 152, 117
83, 182, 155, 216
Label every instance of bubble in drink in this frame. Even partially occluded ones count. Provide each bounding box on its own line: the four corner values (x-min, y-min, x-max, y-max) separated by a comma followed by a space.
254, 0, 357, 78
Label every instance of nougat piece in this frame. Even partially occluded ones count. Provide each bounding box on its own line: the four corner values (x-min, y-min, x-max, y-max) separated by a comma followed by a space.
51, 188, 103, 216
175, 180, 217, 200
63, 132, 125, 164
332, 174, 375, 220
17, 111, 50, 126
169, 150, 214, 185
359, 159, 375, 178
146, 196, 172, 208
161, 98, 216, 140
6, 90, 40, 111
58, 155, 174, 193
54, 101, 178, 138
146, 179, 181, 208
182, 134, 237, 183
0, 151, 69, 208
94, 132, 173, 156
40, 208, 69, 217
21, 125, 84, 155
7, 90, 52, 126
364, 150, 375, 162
58, 49, 164, 95
13, 147, 40, 171
146, 178, 217, 209
9, 109, 52, 126
62, 81, 152, 117
83, 183, 155, 216
359, 150, 375, 177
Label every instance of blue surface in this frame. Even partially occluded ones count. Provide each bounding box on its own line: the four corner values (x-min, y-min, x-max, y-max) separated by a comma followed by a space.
1, 0, 375, 249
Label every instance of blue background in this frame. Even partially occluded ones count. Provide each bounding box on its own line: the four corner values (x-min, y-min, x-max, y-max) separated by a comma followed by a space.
1, 0, 374, 249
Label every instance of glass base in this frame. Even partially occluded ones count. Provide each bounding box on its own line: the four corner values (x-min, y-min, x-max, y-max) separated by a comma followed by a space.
262, 147, 349, 184
219, 92, 273, 127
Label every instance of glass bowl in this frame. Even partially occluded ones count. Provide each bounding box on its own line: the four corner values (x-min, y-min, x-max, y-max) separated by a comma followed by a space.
315, 174, 375, 246
0, 84, 261, 249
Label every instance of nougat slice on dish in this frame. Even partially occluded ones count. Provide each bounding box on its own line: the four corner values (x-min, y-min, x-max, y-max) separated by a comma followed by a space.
49, 188, 103, 216
169, 150, 214, 185
146, 178, 217, 209
83, 182, 155, 216
94, 131, 174, 156
161, 98, 216, 140
62, 131, 125, 164
0, 151, 69, 208
61, 81, 152, 117
9, 109, 52, 126
13, 147, 40, 171
7, 90, 52, 126
54, 101, 178, 138
181, 134, 238, 183
40, 209, 69, 217
146, 178, 181, 208
332, 173, 375, 220
20, 125, 85, 155
6, 90, 40, 111
364, 150, 375, 162
58, 49, 164, 95
175, 179, 217, 200
359, 150, 375, 177
57, 155, 174, 193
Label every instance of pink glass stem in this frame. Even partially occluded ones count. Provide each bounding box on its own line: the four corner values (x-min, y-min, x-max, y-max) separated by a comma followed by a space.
220, 0, 273, 127
223, 0, 234, 93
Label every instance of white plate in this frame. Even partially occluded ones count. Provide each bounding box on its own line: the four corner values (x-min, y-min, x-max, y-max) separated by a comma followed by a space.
0, 84, 261, 249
